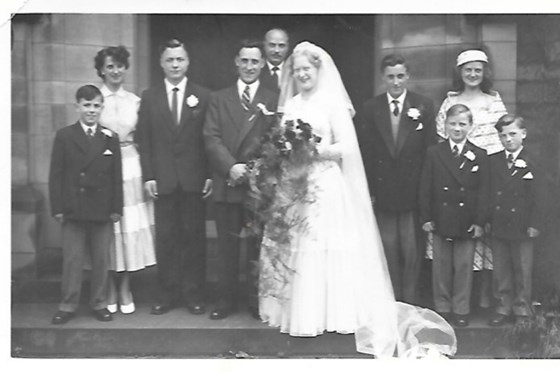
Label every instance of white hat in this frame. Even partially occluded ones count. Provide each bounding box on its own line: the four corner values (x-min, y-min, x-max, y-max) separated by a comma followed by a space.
456, 50, 488, 66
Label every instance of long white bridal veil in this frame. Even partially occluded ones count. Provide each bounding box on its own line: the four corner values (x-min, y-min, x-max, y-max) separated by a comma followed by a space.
279, 41, 457, 358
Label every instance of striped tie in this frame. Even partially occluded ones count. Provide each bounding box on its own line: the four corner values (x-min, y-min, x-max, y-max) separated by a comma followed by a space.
241, 85, 251, 111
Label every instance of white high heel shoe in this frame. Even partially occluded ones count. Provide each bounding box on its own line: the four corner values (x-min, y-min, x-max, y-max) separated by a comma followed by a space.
107, 304, 118, 314
120, 302, 135, 314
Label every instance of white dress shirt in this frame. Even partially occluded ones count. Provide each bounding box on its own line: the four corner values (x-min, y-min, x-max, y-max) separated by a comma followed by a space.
80, 121, 98, 136
506, 146, 523, 162
386, 90, 407, 115
237, 79, 260, 103
266, 61, 284, 86
164, 77, 187, 123
449, 138, 467, 154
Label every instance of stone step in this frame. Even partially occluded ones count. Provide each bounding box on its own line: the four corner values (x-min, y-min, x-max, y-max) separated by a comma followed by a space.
11, 301, 508, 359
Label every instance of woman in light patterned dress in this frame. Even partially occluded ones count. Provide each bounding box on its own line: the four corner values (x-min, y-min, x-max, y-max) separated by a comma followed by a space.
428, 49, 508, 309
94, 46, 156, 314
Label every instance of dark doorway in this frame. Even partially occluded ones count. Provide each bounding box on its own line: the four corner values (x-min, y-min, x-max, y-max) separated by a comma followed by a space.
149, 14, 375, 107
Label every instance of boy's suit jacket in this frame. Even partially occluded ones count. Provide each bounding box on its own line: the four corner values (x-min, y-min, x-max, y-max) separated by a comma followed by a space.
360, 90, 436, 212
419, 140, 489, 239
49, 122, 123, 221
203, 83, 278, 203
136, 80, 210, 195
489, 149, 547, 240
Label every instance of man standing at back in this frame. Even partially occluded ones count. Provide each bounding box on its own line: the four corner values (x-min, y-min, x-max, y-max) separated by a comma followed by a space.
359, 54, 437, 305
260, 28, 290, 93
136, 39, 212, 316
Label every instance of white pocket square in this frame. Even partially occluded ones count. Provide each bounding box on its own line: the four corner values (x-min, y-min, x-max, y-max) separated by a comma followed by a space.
523, 172, 534, 179
471, 165, 479, 172
103, 149, 113, 155
415, 123, 423, 131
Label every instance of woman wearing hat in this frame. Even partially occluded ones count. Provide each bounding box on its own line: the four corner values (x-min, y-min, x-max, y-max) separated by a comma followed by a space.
429, 48, 508, 310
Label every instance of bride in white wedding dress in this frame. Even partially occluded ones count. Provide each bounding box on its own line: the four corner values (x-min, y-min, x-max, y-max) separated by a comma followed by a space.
258, 41, 456, 358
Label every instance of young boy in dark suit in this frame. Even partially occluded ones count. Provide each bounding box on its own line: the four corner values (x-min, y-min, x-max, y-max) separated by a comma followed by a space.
419, 103, 489, 327
48, 84, 123, 324
487, 114, 546, 326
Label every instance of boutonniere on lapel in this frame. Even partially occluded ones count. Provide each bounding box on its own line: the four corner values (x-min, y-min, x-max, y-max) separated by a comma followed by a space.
460, 150, 477, 170
249, 103, 276, 122
186, 94, 199, 108
407, 107, 423, 131
511, 158, 527, 176
101, 128, 113, 137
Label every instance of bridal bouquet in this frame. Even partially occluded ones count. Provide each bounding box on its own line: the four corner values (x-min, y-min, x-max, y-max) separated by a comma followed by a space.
246, 117, 322, 299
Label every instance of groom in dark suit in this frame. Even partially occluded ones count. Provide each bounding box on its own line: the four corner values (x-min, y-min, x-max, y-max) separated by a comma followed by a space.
136, 39, 212, 316
204, 40, 278, 320
359, 54, 437, 304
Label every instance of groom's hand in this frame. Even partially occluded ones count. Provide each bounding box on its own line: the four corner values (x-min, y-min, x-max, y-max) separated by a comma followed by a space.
229, 163, 247, 182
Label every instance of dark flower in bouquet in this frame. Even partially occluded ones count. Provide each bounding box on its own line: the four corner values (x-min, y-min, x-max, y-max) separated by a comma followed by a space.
245, 116, 322, 299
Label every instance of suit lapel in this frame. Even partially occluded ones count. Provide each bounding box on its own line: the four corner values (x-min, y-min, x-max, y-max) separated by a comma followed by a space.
225, 85, 247, 131
375, 96, 397, 157
70, 122, 91, 155
436, 142, 464, 184
395, 97, 413, 155
508, 149, 530, 183
176, 83, 196, 134
494, 151, 512, 186
155, 84, 179, 135
82, 126, 107, 170
233, 85, 265, 153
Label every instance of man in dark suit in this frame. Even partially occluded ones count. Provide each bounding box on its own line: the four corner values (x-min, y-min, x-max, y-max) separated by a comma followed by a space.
204, 40, 278, 320
419, 103, 489, 327
260, 28, 290, 93
136, 39, 212, 316
487, 114, 546, 326
49, 84, 122, 325
359, 54, 437, 304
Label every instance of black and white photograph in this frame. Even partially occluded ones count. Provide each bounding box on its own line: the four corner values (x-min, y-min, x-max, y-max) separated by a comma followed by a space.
4, 0, 560, 367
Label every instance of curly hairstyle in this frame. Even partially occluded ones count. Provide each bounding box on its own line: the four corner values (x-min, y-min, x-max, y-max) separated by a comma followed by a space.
94, 45, 130, 79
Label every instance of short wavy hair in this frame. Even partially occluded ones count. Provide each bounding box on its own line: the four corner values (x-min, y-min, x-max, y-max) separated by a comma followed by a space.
94, 45, 130, 79
495, 113, 525, 132
445, 103, 473, 124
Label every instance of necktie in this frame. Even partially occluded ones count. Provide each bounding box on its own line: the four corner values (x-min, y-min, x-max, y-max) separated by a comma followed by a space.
171, 87, 179, 125
507, 153, 514, 169
271, 66, 279, 88
452, 144, 460, 158
391, 100, 399, 116
86, 127, 94, 140
241, 85, 251, 111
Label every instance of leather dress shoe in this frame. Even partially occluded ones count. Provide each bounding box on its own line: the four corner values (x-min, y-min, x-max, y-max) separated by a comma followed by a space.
93, 308, 113, 322
186, 300, 206, 315
51, 310, 75, 325
488, 313, 510, 327
248, 306, 260, 320
150, 304, 173, 315
210, 307, 235, 320
453, 314, 469, 327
